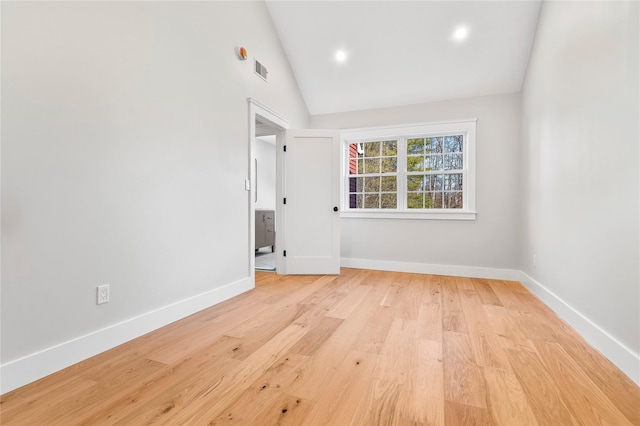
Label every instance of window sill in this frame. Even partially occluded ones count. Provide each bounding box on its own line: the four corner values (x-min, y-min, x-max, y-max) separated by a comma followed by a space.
340, 210, 477, 220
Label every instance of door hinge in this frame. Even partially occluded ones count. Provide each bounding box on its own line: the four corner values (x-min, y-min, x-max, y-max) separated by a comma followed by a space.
283, 145, 287, 152
283, 250, 287, 257
283, 198, 287, 204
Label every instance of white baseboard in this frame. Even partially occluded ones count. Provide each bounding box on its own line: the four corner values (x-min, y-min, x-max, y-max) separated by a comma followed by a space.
519, 271, 640, 386
341, 257, 521, 281
0, 277, 253, 394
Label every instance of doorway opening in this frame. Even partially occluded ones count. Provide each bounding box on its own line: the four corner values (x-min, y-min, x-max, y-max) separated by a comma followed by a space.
254, 132, 276, 271
248, 99, 290, 279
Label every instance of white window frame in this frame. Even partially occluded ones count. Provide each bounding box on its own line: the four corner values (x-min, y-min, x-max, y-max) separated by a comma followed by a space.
341, 119, 477, 220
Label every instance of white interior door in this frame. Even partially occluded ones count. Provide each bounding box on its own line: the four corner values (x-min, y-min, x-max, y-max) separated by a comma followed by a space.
282, 129, 340, 275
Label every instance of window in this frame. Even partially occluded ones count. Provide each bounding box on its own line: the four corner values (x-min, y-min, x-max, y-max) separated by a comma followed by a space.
342, 120, 476, 220
406, 135, 464, 209
348, 140, 398, 209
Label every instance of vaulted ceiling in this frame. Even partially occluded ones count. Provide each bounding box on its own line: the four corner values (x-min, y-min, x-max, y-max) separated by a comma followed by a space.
266, 1, 542, 115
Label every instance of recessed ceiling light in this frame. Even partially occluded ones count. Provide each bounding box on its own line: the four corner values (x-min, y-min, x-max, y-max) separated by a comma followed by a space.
453, 26, 469, 41
335, 49, 347, 63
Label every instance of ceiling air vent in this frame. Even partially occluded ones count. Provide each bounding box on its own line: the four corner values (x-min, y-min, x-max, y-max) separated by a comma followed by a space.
254, 59, 268, 82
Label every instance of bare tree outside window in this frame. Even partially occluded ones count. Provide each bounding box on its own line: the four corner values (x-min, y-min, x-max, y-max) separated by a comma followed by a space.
406, 135, 464, 209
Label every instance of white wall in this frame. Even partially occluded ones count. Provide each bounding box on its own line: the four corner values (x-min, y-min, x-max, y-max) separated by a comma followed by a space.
1, 1, 309, 391
255, 136, 277, 210
520, 1, 639, 381
311, 93, 522, 275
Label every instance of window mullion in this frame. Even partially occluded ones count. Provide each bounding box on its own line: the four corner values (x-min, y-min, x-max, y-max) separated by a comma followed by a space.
398, 137, 407, 211
344, 142, 350, 210
462, 132, 468, 209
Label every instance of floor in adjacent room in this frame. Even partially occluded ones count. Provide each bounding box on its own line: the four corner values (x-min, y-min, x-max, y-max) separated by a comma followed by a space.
255, 247, 276, 271
1, 268, 638, 425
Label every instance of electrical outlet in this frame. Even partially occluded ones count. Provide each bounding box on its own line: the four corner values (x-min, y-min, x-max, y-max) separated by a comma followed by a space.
97, 284, 110, 305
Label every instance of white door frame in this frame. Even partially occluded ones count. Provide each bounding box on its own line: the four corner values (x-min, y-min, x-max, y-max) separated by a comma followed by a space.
248, 98, 289, 280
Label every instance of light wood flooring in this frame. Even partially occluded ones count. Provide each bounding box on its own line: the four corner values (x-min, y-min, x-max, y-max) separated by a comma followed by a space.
1, 268, 639, 425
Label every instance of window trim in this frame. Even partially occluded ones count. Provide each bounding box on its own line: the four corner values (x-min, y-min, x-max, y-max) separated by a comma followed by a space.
340, 119, 477, 220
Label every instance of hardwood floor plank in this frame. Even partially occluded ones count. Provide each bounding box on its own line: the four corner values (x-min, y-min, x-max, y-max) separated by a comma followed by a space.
0, 393, 26, 415
535, 340, 632, 425
458, 288, 511, 370
3, 270, 638, 426
472, 278, 503, 306
444, 401, 492, 425
558, 337, 640, 424
1, 376, 97, 424
210, 303, 311, 360
483, 304, 536, 353
296, 275, 342, 306
380, 284, 402, 308
265, 275, 339, 306
333, 268, 374, 291
443, 331, 487, 409
483, 367, 538, 426
393, 275, 423, 320
455, 276, 476, 291
161, 322, 309, 425
208, 352, 309, 425
146, 302, 272, 364
293, 273, 359, 326
249, 392, 315, 426
509, 310, 561, 343
285, 290, 379, 401
261, 274, 334, 306
421, 274, 442, 305
372, 317, 418, 384
505, 349, 577, 425
487, 280, 531, 310
77, 353, 164, 384
289, 316, 344, 356
442, 276, 468, 333
105, 355, 242, 425
325, 284, 373, 319
303, 350, 378, 425
350, 379, 402, 426
518, 293, 585, 341
36, 358, 167, 425
397, 339, 444, 425
351, 305, 395, 354
225, 301, 308, 339
1, 371, 94, 412
417, 301, 442, 342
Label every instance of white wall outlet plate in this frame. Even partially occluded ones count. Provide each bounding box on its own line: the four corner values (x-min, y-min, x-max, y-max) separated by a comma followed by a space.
97, 284, 110, 305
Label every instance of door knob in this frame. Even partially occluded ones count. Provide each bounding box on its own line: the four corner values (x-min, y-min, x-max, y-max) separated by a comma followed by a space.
333, 207, 339, 212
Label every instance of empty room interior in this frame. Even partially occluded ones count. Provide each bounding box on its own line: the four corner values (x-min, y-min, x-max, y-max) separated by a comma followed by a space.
1, 0, 639, 425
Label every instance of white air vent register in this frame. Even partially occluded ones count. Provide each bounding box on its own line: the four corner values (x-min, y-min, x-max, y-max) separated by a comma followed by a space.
254, 59, 268, 81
